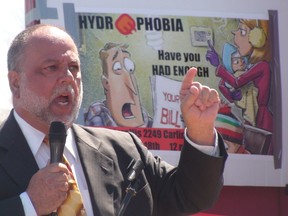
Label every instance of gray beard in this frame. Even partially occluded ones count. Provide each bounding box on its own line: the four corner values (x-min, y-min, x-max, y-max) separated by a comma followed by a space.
20, 84, 82, 126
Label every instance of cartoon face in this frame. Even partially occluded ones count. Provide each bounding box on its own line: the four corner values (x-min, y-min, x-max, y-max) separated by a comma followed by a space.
232, 22, 253, 57
231, 56, 246, 72
101, 46, 144, 127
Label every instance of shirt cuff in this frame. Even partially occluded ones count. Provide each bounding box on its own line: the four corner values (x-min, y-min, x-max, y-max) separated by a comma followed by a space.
184, 128, 220, 156
20, 192, 37, 216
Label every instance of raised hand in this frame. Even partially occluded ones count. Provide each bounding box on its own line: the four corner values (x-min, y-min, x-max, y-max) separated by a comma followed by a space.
206, 40, 220, 67
180, 67, 220, 145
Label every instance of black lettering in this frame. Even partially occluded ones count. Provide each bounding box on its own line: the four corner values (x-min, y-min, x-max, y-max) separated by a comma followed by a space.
136, 17, 184, 32
145, 17, 153, 31
152, 65, 171, 76
158, 50, 164, 60
88, 16, 95, 28
158, 50, 181, 61
197, 67, 209, 77
78, 15, 114, 29
183, 53, 201, 62
162, 18, 170, 31
144, 141, 160, 150
96, 16, 105, 29
154, 18, 162, 31
173, 66, 190, 76
175, 19, 183, 32
79, 15, 87, 29
105, 16, 113, 29
136, 17, 144, 29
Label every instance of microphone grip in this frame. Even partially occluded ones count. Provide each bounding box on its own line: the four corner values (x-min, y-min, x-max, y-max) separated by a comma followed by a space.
50, 139, 66, 163
48, 122, 67, 216
49, 121, 67, 163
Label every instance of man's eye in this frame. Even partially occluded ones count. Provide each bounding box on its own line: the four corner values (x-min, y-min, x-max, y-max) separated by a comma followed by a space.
45, 65, 57, 71
69, 65, 79, 72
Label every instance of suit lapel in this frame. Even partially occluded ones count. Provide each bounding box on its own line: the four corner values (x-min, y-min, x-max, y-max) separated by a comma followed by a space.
0, 111, 39, 193
72, 124, 116, 216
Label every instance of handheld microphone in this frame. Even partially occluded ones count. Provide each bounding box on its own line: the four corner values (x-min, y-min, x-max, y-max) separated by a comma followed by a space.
49, 121, 67, 163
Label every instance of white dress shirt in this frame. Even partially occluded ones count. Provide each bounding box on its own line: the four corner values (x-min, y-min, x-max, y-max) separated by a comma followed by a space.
14, 111, 93, 216
14, 111, 219, 216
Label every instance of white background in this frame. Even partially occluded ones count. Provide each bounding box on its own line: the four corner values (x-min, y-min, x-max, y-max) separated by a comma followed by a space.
0, 0, 24, 119
1, 0, 287, 187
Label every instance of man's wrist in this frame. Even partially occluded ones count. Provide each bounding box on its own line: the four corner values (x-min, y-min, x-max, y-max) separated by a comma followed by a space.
184, 128, 219, 156
186, 125, 215, 146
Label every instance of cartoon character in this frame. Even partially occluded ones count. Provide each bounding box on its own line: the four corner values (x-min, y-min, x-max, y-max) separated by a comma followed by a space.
215, 43, 258, 126
217, 43, 247, 103
206, 19, 273, 133
85, 42, 152, 127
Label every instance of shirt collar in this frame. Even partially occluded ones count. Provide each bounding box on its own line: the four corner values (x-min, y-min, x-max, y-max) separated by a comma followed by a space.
65, 129, 77, 161
13, 110, 77, 160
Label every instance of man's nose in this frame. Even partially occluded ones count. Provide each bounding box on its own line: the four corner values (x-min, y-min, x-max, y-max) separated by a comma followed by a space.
58, 67, 74, 84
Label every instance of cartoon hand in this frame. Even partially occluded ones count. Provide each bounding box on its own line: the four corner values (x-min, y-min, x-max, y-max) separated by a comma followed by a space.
206, 40, 219, 67
231, 89, 242, 101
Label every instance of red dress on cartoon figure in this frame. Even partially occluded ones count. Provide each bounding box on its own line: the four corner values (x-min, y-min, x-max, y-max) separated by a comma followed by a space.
216, 61, 273, 132
206, 19, 273, 133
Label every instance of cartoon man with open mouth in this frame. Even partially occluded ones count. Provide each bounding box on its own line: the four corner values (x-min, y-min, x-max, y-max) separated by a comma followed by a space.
85, 42, 152, 128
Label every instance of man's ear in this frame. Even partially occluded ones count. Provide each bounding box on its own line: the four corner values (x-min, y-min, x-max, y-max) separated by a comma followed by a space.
8, 71, 20, 98
101, 75, 109, 91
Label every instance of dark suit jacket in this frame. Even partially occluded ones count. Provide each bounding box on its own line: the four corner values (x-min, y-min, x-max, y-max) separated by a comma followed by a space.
0, 110, 227, 216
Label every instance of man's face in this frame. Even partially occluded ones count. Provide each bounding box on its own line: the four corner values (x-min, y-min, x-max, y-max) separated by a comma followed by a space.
11, 27, 82, 130
102, 47, 144, 127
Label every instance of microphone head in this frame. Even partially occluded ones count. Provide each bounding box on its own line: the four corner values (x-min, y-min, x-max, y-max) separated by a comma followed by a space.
49, 121, 67, 136
49, 121, 67, 163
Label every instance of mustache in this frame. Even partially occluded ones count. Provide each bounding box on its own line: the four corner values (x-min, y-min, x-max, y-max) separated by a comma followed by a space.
51, 85, 75, 100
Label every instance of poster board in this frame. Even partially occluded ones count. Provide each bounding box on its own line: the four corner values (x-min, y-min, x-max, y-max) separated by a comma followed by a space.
25, 0, 283, 186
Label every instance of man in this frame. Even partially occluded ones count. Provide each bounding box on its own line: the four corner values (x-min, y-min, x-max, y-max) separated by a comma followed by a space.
85, 42, 152, 127
0, 24, 227, 216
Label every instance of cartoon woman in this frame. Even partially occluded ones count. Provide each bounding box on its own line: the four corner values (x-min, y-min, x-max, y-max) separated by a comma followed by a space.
217, 43, 258, 126
206, 19, 273, 133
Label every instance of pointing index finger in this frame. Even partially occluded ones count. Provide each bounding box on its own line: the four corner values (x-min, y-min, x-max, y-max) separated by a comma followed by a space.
207, 39, 212, 48
181, 67, 197, 90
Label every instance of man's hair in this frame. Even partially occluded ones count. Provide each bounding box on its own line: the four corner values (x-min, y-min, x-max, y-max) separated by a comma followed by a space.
7, 24, 68, 72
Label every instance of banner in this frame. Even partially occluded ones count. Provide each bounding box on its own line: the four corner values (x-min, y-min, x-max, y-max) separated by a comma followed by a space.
76, 12, 277, 157
24, 1, 283, 185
